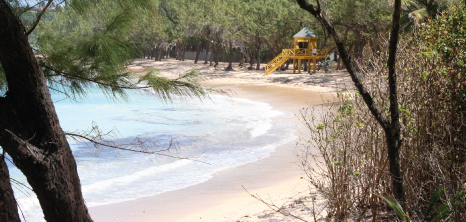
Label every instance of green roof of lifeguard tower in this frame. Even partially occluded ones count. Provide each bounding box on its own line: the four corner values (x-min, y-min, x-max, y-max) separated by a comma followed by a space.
293, 27, 317, 38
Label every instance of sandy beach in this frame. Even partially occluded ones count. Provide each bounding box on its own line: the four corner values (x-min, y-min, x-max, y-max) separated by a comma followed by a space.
89, 58, 352, 221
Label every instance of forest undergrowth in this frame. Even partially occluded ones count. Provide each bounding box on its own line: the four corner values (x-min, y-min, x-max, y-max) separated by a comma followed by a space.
299, 5, 466, 221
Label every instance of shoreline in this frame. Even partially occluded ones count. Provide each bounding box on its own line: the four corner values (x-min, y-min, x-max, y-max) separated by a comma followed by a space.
89, 58, 349, 221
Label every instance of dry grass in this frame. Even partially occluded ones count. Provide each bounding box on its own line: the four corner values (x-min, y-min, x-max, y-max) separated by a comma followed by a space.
298, 37, 466, 221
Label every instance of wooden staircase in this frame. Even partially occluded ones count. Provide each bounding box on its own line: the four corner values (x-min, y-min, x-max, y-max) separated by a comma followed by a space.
264, 49, 293, 76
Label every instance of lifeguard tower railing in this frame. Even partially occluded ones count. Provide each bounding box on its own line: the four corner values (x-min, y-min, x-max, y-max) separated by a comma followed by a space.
265, 48, 328, 75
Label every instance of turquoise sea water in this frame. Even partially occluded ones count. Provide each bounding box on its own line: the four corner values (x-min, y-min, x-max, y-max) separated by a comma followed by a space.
7, 88, 296, 221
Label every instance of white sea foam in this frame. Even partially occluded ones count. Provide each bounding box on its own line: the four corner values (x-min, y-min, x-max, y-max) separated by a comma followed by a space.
82, 159, 191, 193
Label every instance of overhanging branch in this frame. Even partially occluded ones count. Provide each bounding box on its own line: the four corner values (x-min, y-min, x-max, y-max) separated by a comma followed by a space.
65, 132, 209, 164
25, 0, 54, 36
41, 63, 150, 90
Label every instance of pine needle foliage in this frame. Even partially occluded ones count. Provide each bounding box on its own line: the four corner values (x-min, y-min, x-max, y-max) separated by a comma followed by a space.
32, 0, 206, 102
138, 69, 207, 102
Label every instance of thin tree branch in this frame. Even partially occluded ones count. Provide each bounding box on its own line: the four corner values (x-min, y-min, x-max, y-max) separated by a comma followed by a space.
243, 186, 308, 222
18, 2, 41, 17
161, 3, 178, 25
47, 85, 80, 103
65, 132, 210, 164
25, 0, 53, 36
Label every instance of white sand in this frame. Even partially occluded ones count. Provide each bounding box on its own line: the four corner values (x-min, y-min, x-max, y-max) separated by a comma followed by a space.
89, 58, 352, 221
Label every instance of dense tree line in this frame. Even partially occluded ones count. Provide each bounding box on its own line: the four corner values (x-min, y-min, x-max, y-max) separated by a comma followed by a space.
130, 0, 391, 71
129, 0, 320, 70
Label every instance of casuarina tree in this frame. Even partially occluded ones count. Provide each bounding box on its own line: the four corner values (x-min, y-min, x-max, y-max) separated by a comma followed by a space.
0, 1, 206, 221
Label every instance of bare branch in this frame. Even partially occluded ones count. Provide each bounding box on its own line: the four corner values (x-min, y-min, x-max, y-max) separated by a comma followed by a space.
65, 132, 210, 164
26, 0, 54, 36
242, 186, 309, 222
48, 85, 80, 103
161, 3, 178, 25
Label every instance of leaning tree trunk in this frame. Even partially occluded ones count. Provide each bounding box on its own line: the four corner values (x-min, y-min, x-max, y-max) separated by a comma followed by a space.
0, 2, 93, 221
194, 45, 201, 63
181, 46, 186, 61
204, 43, 210, 64
249, 50, 255, 69
225, 40, 234, 71
194, 40, 206, 64
256, 40, 262, 70
214, 44, 221, 67
337, 56, 342, 70
210, 45, 216, 66
0, 154, 20, 222
158, 46, 163, 61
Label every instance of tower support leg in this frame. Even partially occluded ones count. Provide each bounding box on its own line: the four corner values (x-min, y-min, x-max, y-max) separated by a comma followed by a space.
298, 59, 301, 74
308, 59, 311, 73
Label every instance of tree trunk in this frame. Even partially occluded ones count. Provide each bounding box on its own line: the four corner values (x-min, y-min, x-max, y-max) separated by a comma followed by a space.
210, 45, 216, 66
256, 41, 261, 70
195, 40, 206, 64
0, 2, 93, 221
214, 50, 220, 67
194, 46, 201, 63
204, 43, 210, 64
385, 0, 405, 206
249, 50, 255, 69
225, 40, 233, 71
158, 46, 163, 61
214, 44, 221, 67
337, 56, 342, 70
176, 43, 182, 60
181, 46, 186, 61
0, 154, 20, 222
353, 31, 366, 71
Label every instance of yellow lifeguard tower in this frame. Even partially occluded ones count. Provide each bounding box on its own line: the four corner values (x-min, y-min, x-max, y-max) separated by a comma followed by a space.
265, 27, 328, 75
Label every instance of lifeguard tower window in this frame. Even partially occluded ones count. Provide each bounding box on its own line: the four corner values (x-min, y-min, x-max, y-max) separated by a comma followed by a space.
298, 42, 308, 49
